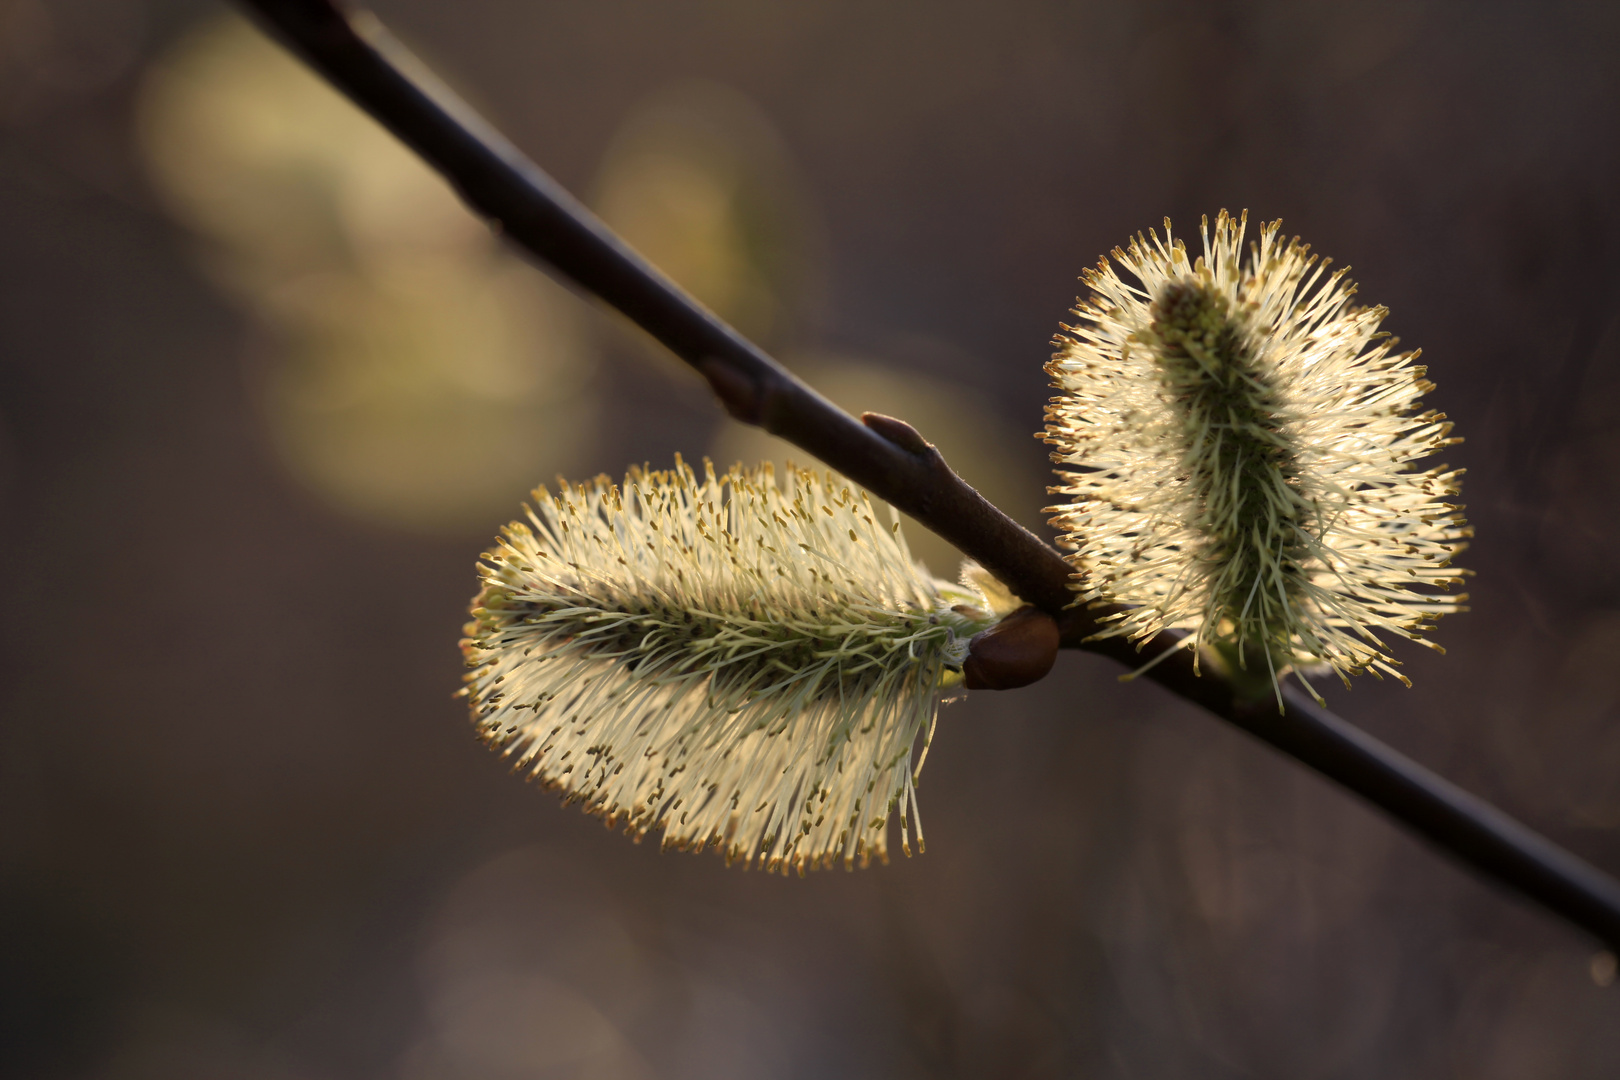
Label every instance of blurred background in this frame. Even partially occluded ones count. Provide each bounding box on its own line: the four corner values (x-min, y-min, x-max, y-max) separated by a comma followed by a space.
3, 0, 1619, 1076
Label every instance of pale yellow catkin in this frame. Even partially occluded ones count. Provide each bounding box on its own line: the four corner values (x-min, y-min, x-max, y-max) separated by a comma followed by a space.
461, 459, 1003, 873
1045, 210, 1470, 696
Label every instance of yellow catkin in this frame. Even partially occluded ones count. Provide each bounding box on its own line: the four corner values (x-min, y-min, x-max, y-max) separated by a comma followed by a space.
461, 459, 1006, 873
1045, 211, 1470, 695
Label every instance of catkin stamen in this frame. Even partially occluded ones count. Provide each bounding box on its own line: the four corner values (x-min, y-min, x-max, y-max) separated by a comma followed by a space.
1044, 211, 1470, 691
461, 459, 1002, 874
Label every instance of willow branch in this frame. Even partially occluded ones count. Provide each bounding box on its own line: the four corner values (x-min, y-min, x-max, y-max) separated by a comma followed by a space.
233, 0, 1620, 955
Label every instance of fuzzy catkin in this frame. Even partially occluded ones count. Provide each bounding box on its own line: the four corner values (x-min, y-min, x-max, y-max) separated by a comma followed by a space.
461, 459, 998, 873
1045, 210, 1470, 689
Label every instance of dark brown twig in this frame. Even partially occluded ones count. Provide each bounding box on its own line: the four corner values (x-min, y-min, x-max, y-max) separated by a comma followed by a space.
234, 0, 1620, 955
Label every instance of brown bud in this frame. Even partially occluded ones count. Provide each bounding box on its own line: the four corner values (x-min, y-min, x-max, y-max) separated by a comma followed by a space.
861, 412, 932, 454
962, 606, 1060, 690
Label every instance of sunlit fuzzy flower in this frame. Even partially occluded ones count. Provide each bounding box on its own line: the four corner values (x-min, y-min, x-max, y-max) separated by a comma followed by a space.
461, 459, 1006, 874
1044, 210, 1470, 694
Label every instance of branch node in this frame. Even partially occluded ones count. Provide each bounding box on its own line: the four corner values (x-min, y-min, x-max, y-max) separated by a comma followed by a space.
862, 412, 933, 456
699, 357, 767, 425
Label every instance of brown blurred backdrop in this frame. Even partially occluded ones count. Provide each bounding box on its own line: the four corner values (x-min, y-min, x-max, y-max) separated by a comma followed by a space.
3, 0, 1620, 1077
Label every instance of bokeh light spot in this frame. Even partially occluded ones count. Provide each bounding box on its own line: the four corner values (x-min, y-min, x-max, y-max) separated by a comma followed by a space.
138, 14, 598, 533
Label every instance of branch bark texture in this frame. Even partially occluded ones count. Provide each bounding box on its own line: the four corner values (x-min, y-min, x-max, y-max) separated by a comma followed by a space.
234, 0, 1620, 955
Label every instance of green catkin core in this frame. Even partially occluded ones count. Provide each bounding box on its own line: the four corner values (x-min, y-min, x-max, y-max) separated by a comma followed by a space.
1145, 280, 1312, 661
472, 585, 958, 702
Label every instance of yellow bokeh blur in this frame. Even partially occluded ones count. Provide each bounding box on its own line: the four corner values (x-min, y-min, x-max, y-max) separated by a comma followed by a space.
137, 14, 597, 533
593, 80, 819, 352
